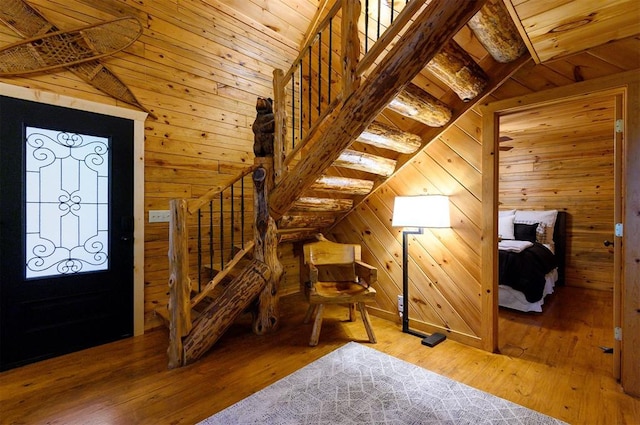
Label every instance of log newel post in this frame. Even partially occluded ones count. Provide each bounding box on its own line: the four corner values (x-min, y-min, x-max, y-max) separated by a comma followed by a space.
273, 68, 286, 184
252, 158, 283, 335
341, 0, 361, 97
167, 198, 192, 369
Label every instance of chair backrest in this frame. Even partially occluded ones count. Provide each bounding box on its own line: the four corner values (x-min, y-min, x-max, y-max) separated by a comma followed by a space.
303, 240, 362, 282
303, 240, 361, 264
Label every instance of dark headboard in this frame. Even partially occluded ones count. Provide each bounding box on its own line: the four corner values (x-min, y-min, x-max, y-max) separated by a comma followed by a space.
553, 211, 567, 285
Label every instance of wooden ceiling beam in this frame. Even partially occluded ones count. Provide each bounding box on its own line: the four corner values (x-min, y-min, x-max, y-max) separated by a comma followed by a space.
269, 0, 488, 219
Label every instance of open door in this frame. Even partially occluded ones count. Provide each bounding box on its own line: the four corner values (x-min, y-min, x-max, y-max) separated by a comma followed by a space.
612, 94, 623, 380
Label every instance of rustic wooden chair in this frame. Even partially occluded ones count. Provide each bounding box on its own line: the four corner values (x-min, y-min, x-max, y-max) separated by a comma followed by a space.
301, 238, 377, 346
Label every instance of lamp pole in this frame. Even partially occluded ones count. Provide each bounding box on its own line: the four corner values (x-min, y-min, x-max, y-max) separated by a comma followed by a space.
402, 227, 423, 335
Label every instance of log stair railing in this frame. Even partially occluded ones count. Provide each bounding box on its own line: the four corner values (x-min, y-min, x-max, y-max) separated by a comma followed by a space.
161, 160, 283, 368
163, 0, 529, 367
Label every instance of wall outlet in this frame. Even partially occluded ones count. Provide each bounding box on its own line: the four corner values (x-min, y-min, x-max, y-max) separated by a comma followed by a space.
397, 294, 404, 318
149, 210, 170, 223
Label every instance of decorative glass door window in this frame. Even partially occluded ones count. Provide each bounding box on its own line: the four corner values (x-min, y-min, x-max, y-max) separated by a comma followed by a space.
25, 126, 110, 279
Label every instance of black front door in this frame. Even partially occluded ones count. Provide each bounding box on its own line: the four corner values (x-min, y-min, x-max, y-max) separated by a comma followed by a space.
0, 96, 134, 370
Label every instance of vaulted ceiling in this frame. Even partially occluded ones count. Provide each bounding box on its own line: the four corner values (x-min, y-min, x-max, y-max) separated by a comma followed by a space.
221, 0, 639, 67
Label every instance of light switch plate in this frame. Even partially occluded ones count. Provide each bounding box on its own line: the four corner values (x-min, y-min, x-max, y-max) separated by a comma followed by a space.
149, 210, 170, 223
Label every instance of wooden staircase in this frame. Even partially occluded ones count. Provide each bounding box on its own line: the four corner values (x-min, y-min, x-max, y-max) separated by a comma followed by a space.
270, 0, 528, 242
163, 0, 530, 367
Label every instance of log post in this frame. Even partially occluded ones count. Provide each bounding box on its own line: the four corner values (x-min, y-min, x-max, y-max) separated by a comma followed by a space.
273, 68, 286, 183
252, 160, 283, 335
341, 0, 361, 97
167, 198, 192, 369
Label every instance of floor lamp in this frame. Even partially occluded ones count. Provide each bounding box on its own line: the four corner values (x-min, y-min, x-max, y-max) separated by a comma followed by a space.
392, 195, 450, 347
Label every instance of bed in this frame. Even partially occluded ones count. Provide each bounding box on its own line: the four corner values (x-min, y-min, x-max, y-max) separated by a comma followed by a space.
497, 209, 566, 312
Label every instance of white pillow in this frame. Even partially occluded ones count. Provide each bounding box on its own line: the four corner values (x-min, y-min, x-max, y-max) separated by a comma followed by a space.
498, 214, 515, 240
514, 210, 558, 244
499, 209, 516, 217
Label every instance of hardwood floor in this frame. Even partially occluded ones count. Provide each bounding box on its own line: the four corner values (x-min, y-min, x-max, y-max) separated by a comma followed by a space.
1, 287, 638, 424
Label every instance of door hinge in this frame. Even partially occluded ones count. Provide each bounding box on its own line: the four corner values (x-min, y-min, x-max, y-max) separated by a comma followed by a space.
614, 327, 622, 341
615, 223, 623, 237
615, 119, 624, 133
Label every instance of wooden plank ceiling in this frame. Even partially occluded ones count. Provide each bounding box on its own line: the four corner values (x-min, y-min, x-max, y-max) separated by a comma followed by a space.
503, 0, 640, 63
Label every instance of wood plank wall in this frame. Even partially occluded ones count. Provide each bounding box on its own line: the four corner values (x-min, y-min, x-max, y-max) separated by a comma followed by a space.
0, 0, 318, 330
330, 36, 639, 347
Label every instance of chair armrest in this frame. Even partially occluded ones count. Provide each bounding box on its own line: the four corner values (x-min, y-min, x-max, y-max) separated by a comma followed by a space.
355, 261, 377, 287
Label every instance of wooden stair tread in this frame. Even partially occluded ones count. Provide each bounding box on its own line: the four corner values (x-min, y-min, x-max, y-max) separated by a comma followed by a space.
310, 175, 374, 195
292, 197, 353, 212
334, 149, 397, 176
357, 121, 422, 153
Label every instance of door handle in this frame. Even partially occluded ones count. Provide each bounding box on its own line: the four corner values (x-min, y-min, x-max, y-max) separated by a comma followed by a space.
604, 240, 614, 247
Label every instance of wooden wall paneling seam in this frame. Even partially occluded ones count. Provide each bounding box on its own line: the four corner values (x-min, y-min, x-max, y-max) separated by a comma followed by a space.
437, 126, 482, 172
336, 210, 402, 311
141, 44, 273, 95
145, 123, 252, 146
216, 0, 316, 41
411, 151, 483, 228
587, 36, 640, 71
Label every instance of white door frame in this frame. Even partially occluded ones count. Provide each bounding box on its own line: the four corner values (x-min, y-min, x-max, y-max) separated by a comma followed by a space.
0, 82, 146, 336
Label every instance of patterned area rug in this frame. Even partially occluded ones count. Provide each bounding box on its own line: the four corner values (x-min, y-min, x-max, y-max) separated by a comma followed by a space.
198, 342, 566, 424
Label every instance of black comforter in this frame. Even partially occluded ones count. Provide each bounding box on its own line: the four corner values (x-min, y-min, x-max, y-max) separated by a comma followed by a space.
499, 242, 558, 302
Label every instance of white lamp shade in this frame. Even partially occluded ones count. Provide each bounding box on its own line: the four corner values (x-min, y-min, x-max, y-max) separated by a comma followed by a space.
392, 195, 451, 228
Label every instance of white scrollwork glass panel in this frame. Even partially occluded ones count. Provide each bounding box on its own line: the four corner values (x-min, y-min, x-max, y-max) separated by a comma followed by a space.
25, 126, 109, 279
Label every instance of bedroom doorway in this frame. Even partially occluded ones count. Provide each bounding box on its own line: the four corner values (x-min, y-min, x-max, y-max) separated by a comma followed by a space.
496, 92, 621, 379
481, 82, 629, 384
